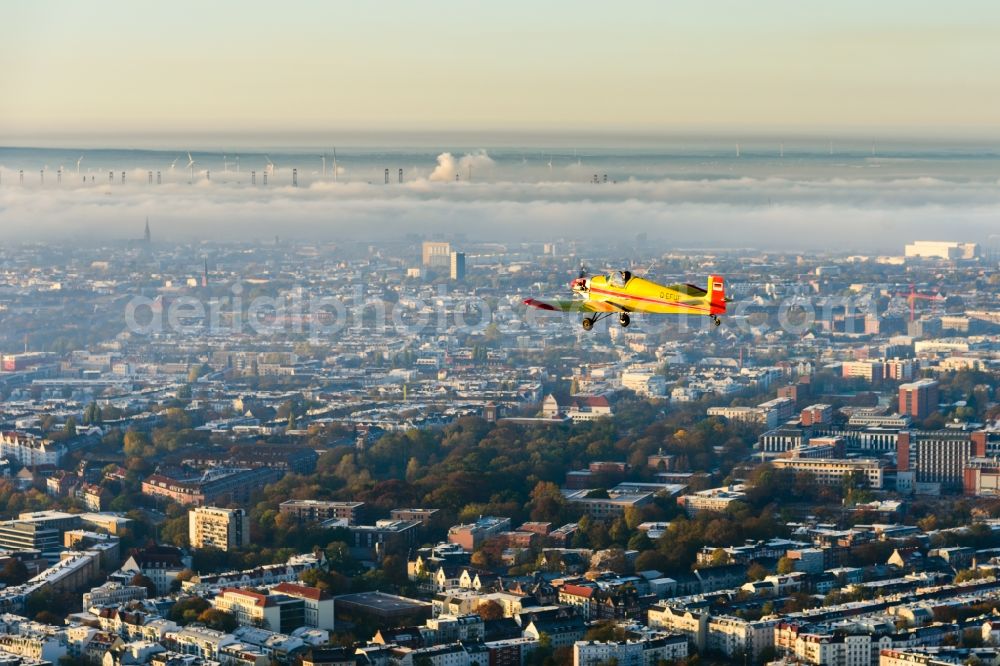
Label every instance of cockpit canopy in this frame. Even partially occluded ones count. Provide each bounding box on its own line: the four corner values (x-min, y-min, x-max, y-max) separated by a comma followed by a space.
608, 270, 632, 288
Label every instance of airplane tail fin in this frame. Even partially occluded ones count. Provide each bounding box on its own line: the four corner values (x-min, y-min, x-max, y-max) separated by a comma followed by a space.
708, 275, 726, 313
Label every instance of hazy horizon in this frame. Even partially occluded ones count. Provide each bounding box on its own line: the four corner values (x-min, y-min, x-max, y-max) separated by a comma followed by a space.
4, 2, 1000, 252
2, 140, 999, 252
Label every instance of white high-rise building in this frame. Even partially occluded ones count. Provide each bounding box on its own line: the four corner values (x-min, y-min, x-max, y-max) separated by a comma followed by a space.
188, 506, 250, 551
904, 241, 979, 260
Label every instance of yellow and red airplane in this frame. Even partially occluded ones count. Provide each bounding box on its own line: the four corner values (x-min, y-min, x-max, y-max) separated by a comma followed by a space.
524, 270, 729, 330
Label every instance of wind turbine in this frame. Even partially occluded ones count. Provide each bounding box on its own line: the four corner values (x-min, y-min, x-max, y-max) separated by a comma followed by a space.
170, 157, 180, 173
76, 155, 84, 175
265, 155, 275, 177
547, 155, 553, 173
186, 152, 196, 181
321, 154, 327, 178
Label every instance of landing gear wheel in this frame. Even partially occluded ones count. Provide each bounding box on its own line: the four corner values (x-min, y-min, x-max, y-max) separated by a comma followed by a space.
711, 316, 721, 327
581, 317, 594, 331
619, 314, 630, 328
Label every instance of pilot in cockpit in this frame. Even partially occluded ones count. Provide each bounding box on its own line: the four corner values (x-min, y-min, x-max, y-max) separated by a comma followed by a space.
609, 271, 629, 288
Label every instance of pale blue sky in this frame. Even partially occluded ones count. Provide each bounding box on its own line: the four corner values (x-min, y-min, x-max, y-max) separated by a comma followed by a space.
2, 1, 1000, 136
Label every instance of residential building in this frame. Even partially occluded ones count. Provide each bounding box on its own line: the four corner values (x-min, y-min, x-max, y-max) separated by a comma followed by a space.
573, 635, 687, 666
82, 581, 148, 609
280, 500, 364, 526
422, 242, 451, 269
842, 361, 884, 384
270, 582, 335, 630
904, 241, 979, 260
189, 506, 251, 551
447, 517, 511, 551
770, 458, 884, 489
0, 431, 66, 466
141, 467, 281, 506
118, 545, 192, 596
563, 488, 654, 519
898, 379, 939, 420
677, 485, 747, 517
621, 372, 667, 398
391, 509, 439, 526
212, 587, 306, 633
799, 404, 832, 427
450, 252, 466, 281
347, 520, 422, 559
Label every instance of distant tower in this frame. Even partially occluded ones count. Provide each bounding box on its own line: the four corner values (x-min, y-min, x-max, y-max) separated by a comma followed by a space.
262, 172, 268, 186
384, 168, 389, 184
40, 169, 44, 185
251, 170, 256, 185
398, 168, 403, 183
148, 170, 153, 184
109, 171, 113, 184
19, 170, 23, 185
57, 168, 62, 184
292, 168, 297, 187
202, 258, 208, 288
157, 171, 161, 184
121, 171, 125, 184
450, 251, 466, 281
144, 218, 151, 243
206, 169, 210, 181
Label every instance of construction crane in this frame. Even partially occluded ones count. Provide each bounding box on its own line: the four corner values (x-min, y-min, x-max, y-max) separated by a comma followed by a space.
894, 284, 945, 322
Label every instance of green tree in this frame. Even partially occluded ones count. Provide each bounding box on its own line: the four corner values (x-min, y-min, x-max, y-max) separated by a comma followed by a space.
477, 600, 504, 621
83, 402, 102, 425
131, 573, 158, 598
198, 608, 238, 633
0, 559, 29, 586
123, 430, 151, 458
169, 597, 211, 625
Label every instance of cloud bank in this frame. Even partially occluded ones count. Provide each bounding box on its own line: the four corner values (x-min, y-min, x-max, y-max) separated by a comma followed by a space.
0, 171, 998, 252
429, 150, 496, 182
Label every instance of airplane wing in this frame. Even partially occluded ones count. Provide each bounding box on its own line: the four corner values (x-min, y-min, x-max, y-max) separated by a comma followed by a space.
523, 298, 622, 313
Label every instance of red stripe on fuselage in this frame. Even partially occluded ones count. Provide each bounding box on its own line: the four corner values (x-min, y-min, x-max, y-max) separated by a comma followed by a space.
587, 286, 713, 313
